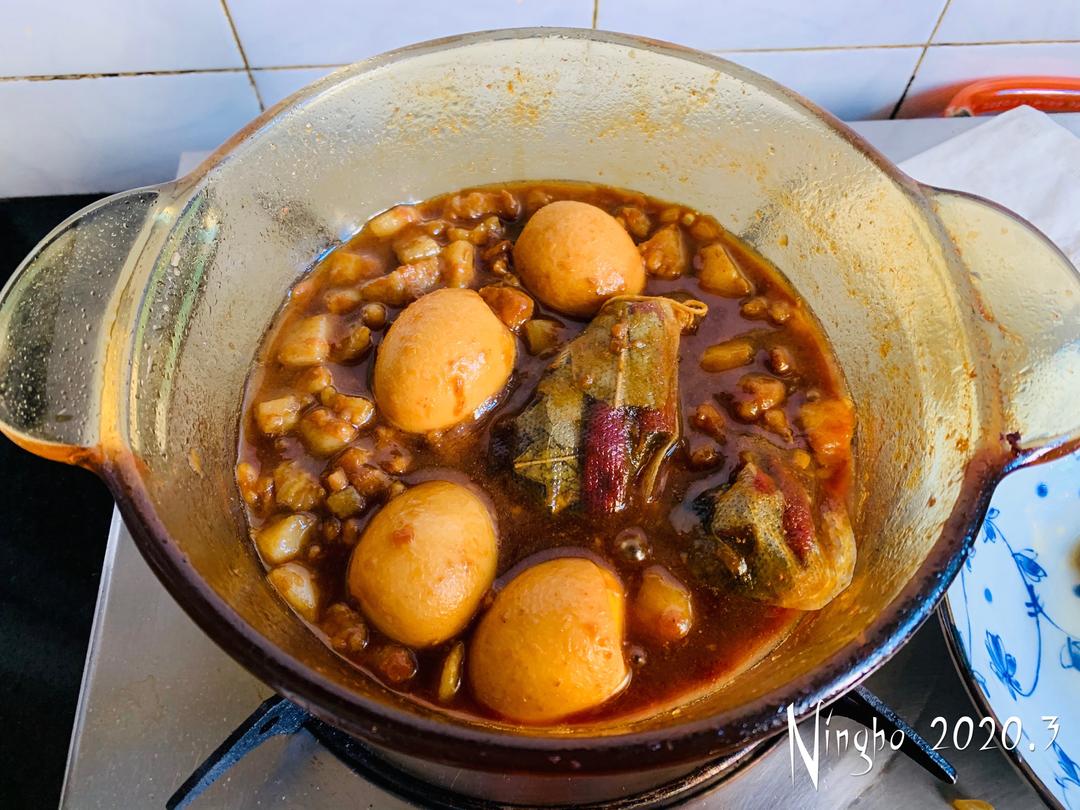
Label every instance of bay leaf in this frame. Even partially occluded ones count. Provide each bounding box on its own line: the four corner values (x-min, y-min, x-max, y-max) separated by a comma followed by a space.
509, 296, 688, 514
691, 438, 855, 610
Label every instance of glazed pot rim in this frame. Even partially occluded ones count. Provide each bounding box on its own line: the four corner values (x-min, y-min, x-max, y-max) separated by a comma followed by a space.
103, 27, 1038, 773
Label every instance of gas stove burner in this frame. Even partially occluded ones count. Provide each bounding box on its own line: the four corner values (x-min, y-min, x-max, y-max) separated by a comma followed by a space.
165, 695, 768, 810
309, 721, 772, 810
167, 687, 954, 809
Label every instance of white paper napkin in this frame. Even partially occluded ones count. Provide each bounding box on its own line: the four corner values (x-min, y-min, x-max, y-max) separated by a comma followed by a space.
899, 105, 1080, 266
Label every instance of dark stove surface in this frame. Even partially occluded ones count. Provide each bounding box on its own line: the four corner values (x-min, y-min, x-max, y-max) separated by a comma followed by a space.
0, 194, 114, 809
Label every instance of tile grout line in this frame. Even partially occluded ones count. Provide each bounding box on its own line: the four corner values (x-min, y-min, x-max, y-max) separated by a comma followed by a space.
934, 37, 1080, 46
251, 63, 347, 71
218, 0, 264, 111
720, 42, 921, 53
0, 63, 380, 83
0, 67, 250, 83
719, 37, 1080, 53
3, 34, 1080, 84
889, 0, 953, 119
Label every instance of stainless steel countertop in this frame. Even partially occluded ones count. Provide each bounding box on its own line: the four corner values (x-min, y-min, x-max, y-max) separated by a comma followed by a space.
61, 115, 1080, 809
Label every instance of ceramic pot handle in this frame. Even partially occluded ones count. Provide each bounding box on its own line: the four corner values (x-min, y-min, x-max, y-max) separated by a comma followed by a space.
0, 188, 159, 466
927, 187, 1080, 461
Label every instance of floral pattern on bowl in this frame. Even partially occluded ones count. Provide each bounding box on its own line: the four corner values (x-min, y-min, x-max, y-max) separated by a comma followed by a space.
942, 449, 1080, 809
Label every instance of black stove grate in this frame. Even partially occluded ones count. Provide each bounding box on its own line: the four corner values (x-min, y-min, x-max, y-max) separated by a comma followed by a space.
167, 687, 954, 809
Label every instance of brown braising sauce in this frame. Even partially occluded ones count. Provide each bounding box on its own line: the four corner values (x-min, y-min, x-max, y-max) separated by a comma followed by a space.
236, 181, 855, 725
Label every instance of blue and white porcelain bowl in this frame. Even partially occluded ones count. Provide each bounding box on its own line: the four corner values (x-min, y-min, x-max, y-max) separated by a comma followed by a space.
942, 449, 1080, 809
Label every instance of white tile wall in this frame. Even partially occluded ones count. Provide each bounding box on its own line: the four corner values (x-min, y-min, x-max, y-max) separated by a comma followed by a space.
253, 67, 338, 108
227, 0, 594, 68
598, 0, 945, 49
898, 42, 1080, 117
723, 47, 923, 121
0, 0, 243, 77
2, 0, 1080, 196
934, 0, 1080, 44
0, 73, 260, 196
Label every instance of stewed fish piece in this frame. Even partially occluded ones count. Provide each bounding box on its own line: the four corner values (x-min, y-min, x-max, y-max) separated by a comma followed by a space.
507, 295, 704, 515
691, 439, 855, 611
